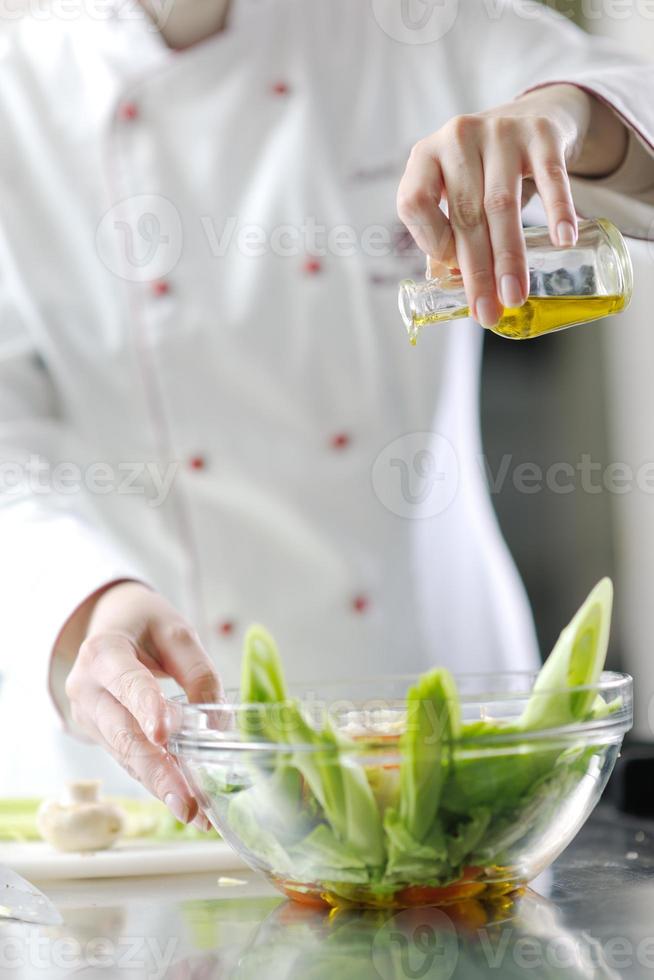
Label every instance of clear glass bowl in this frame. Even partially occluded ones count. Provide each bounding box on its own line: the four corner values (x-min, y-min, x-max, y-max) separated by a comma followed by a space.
167, 671, 632, 910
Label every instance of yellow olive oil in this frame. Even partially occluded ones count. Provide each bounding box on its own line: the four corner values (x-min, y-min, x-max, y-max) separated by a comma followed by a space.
409, 294, 626, 345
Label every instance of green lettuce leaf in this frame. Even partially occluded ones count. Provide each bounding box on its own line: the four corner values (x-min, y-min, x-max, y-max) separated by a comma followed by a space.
397, 668, 460, 842
383, 807, 449, 881
443, 740, 560, 815
229, 580, 618, 898
228, 788, 294, 873
288, 824, 370, 884
446, 807, 491, 866
519, 578, 613, 731
239, 626, 386, 871
470, 758, 589, 866
241, 624, 288, 705
443, 579, 614, 818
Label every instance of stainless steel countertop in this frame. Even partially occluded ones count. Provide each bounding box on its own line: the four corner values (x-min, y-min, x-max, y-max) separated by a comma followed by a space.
2, 804, 654, 979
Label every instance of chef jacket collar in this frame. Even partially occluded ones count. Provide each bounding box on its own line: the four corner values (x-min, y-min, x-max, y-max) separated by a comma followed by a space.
103, 0, 267, 78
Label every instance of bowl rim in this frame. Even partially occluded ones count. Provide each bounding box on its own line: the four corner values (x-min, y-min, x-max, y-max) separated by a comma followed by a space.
166, 670, 633, 751
167, 668, 632, 709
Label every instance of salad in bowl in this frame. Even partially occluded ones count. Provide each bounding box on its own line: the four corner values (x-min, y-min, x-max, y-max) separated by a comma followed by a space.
168, 579, 631, 908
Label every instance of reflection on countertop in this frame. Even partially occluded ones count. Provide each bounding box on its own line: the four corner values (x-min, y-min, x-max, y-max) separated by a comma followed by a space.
1, 805, 654, 979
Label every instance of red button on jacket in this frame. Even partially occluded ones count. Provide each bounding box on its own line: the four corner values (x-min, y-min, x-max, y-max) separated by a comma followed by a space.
329, 433, 350, 450
118, 101, 139, 121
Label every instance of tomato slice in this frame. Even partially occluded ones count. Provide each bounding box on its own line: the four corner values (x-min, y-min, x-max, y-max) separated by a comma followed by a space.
460, 865, 484, 882
441, 899, 488, 930
278, 883, 330, 909
395, 880, 487, 907
275, 899, 330, 925
274, 866, 489, 911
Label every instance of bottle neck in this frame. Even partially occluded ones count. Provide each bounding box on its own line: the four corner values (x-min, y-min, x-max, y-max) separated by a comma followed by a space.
398, 277, 469, 342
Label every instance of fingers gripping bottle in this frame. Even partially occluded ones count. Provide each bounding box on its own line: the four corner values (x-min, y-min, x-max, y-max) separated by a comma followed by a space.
398, 218, 633, 344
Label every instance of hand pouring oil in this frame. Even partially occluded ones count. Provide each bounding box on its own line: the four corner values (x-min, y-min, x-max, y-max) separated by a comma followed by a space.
399, 219, 632, 344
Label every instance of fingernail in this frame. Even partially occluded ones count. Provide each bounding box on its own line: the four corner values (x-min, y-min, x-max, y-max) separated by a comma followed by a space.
556, 220, 576, 247
192, 814, 212, 832
475, 296, 499, 328
164, 793, 190, 824
500, 274, 523, 309
145, 715, 167, 745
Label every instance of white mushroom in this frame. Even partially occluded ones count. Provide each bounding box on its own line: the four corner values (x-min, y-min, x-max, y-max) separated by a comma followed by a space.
37, 780, 126, 852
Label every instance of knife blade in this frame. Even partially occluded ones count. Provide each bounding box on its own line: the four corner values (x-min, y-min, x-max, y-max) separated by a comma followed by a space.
0, 865, 62, 925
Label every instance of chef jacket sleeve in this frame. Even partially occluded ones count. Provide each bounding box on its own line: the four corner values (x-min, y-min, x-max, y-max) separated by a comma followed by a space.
455, 0, 654, 238
0, 304, 145, 723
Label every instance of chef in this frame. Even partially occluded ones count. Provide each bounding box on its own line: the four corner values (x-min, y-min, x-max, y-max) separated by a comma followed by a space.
0, 0, 652, 824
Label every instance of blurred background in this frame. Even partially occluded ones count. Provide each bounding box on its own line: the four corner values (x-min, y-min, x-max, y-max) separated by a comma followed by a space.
0, 1, 651, 795
483, 1, 654, 735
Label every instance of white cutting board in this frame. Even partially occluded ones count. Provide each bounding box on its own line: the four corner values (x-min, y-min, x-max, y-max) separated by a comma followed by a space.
0, 839, 248, 881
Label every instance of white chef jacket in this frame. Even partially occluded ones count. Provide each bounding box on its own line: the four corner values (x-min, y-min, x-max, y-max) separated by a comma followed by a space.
0, 0, 653, 795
